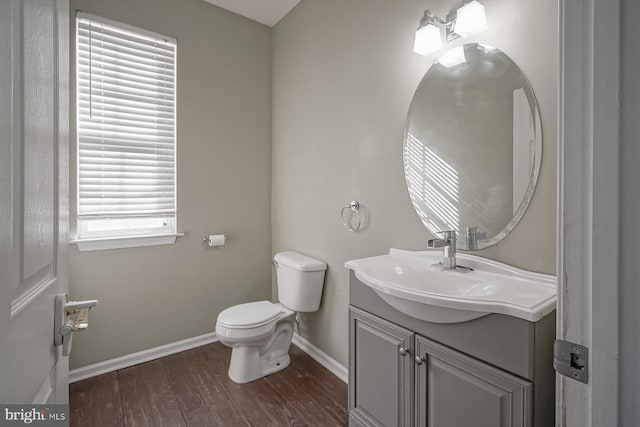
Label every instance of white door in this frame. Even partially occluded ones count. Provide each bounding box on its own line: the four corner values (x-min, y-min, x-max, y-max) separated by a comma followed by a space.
0, 0, 70, 404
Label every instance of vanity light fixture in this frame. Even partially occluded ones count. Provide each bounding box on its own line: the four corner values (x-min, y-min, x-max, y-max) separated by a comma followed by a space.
413, 12, 444, 56
453, 0, 488, 37
413, 0, 487, 56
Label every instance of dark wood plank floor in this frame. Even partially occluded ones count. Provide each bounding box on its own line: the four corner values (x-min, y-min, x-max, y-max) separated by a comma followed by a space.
69, 343, 348, 427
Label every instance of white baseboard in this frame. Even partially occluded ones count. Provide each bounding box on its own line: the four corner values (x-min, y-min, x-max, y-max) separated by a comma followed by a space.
292, 333, 348, 384
69, 332, 218, 383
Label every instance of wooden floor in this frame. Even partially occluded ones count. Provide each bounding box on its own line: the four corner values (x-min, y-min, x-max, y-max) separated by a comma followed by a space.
69, 343, 348, 427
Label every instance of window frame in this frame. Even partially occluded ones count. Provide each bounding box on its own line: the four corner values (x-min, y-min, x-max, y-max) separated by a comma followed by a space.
71, 13, 181, 251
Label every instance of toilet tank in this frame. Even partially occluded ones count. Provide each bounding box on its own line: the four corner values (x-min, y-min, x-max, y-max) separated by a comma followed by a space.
274, 251, 327, 312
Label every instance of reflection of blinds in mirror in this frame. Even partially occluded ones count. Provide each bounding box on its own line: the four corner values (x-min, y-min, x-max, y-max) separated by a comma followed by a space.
76, 14, 177, 221
405, 133, 460, 233
512, 88, 534, 215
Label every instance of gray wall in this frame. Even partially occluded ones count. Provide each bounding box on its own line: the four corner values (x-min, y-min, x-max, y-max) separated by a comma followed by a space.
272, 0, 557, 367
68, 0, 272, 369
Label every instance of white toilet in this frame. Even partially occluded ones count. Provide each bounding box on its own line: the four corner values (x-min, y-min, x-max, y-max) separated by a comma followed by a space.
215, 251, 327, 384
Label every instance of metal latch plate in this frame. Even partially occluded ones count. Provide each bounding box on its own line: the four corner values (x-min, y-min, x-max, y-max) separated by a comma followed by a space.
553, 339, 589, 384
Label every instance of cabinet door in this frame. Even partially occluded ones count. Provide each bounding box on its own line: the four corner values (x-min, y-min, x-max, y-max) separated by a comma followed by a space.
349, 307, 414, 427
415, 335, 532, 427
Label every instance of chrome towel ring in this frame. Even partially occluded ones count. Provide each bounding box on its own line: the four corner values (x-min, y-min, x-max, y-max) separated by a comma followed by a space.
341, 200, 361, 232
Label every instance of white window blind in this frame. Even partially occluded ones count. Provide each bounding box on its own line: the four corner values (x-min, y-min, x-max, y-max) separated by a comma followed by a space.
76, 14, 177, 239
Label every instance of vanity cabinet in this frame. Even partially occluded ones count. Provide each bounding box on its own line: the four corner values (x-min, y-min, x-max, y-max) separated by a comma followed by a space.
349, 309, 414, 427
348, 273, 555, 427
414, 335, 531, 427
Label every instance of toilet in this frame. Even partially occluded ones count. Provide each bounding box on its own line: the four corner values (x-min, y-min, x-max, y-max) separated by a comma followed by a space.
215, 251, 327, 384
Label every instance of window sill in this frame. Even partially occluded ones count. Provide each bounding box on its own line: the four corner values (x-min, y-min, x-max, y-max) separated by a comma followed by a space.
69, 233, 185, 252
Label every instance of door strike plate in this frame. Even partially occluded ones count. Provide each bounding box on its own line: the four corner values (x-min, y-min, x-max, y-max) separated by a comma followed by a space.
553, 339, 589, 384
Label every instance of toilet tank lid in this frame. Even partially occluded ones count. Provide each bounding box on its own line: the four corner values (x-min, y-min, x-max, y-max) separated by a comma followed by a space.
274, 251, 327, 272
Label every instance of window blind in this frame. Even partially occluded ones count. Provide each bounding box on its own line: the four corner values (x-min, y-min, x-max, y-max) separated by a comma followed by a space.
76, 14, 176, 228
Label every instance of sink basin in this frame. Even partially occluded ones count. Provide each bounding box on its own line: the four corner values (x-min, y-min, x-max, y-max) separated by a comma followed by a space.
344, 249, 556, 324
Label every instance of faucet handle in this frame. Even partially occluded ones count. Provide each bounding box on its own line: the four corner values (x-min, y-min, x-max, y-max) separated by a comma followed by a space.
429, 230, 456, 249
436, 230, 456, 239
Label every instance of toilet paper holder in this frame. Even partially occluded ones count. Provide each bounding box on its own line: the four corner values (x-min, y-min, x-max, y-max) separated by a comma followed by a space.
203, 234, 228, 246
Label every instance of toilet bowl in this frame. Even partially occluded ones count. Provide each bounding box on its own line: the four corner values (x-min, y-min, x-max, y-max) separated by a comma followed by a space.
215, 251, 327, 384
216, 301, 296, 383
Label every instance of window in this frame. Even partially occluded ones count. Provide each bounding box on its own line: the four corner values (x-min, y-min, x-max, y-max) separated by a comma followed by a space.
75, 14, 178, 250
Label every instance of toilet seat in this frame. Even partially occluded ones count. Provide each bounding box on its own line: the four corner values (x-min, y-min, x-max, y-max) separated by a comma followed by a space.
218, 301, 284, 329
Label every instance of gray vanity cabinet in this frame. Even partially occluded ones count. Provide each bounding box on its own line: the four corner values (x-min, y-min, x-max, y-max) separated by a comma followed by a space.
348, 272, 555, 427
415, 335, 532, 427
349, 308, 414, 427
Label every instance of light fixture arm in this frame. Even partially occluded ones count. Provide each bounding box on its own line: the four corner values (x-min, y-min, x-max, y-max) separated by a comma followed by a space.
419, 10, 447, 28
418, 10, 460, 42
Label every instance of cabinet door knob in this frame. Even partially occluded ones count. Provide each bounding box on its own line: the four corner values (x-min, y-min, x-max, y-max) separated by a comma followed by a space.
415, 355, 426, 365
399, 347, 409, 356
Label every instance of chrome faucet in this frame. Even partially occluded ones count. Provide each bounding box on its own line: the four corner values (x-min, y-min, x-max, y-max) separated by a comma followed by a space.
428, 230, 457, 269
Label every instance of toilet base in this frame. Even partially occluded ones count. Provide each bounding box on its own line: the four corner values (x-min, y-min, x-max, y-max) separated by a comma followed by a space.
225, 314, 295, 384
228, 345, 263, 384
228, 349, 291, 384
261, 353, 290, 377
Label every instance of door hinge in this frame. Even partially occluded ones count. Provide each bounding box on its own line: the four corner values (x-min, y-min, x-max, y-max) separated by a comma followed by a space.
553, 339, 589, 384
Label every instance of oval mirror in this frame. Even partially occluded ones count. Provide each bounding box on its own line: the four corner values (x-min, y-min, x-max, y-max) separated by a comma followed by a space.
404, 43, 542, 250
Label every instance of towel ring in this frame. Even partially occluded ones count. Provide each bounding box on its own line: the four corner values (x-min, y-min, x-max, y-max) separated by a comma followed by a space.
341, 200, 361, 232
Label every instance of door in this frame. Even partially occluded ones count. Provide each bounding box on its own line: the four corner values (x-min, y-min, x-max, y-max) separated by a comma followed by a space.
0, 0, 70, 404
415, 336, 532, 427
349, 307, 414, 427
